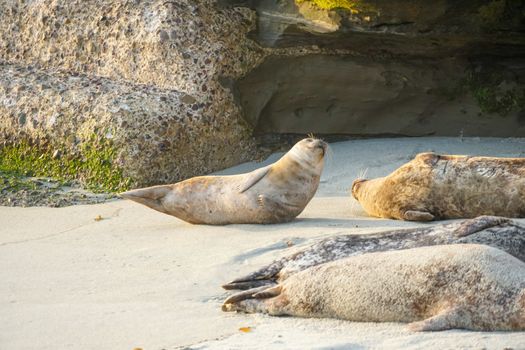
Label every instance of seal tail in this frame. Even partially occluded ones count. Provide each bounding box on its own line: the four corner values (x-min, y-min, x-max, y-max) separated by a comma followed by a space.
120, 185, 172, 214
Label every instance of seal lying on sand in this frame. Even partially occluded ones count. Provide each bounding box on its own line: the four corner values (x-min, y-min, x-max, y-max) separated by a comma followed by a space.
351, 152, 525, 221
223, 244, 525, 332
223, 216, 525, 290
121, 138, 327, 224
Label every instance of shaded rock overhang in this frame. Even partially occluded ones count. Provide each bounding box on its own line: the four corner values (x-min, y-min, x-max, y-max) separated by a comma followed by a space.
219, 0, 525, 138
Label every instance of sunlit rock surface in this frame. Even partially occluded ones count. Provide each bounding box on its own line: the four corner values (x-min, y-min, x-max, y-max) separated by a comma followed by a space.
0, 0, 524, 187
0, 0, 263, 186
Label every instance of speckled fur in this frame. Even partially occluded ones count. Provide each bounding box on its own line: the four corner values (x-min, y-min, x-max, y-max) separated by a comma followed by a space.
223, 244, 525, 332
223, 216, 525, 290
121, 138, 326, 224
352, 153, 525, 221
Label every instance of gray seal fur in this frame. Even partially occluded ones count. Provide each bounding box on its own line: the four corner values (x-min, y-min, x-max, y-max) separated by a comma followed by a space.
223, 244, 525, 332
223, 216, 525, 290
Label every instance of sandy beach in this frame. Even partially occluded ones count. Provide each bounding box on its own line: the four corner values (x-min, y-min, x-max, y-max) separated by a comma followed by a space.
1, 137, 525, 350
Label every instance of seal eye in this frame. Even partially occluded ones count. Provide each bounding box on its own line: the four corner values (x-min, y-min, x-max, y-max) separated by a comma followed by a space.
306, 138, 313, 142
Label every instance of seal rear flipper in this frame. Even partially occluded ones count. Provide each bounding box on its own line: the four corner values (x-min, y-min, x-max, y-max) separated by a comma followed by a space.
223, 285, 275, 306
223, 285, 283, 314
120, 185, 172, 214
222, 260, 285, 290
238, 165, 272, 193
453, 215, 512, 237
415, 152, 440, 166
403, 210, 435, 222
407, 307, 468, 332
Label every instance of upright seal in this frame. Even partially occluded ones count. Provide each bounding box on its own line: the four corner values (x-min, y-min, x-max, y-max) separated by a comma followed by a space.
121, 138, 327, 224
352, 152, 525, 221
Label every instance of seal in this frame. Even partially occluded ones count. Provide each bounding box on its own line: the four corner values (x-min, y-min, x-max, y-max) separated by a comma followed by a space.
120, 138, 327, 224
351, 152, 525, 221
222, 216, 525, 290
223, 244, 525, 332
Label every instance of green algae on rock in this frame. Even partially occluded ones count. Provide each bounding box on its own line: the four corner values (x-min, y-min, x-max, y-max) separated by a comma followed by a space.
0, 0, 263, 190
296, 0, 359, 12
464, 70, 525, 117
0, 169, 117, 207
0, 138, 131, 193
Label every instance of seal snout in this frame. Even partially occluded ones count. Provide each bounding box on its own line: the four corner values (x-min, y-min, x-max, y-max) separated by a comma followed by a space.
316, 140, 328, 156
351, 178, 367, 198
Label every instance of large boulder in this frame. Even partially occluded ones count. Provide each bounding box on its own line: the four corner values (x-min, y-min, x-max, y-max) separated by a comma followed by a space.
0, 0, 264, 188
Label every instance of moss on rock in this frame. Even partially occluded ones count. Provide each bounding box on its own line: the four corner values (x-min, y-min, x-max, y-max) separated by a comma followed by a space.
296, 0, 359, 12
295, 0, 376, 13
0, 137, 132, 193
464, 69, 525, 116
477, 0, 507, 28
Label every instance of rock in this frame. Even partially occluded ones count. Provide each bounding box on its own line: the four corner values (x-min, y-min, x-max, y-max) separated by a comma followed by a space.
0, 62, 254, 186
220, 0, 525, 48
0, 0, 264, 187
0, 0, 523, 191
220, 0, 525, 138
237, 54, 525, 137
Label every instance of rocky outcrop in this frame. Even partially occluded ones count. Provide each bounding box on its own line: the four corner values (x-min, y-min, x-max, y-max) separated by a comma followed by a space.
0, 0, 264, 188
222, 0, 525, 138
238, 54, 525, 137
220, 0, 525, 49
1, 0, 524, 190
0, 63, 256, 185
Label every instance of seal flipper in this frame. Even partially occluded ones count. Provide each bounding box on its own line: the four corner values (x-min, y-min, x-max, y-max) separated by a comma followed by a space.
453, 215, 511, 237
403, 210, 435, 222
407, 307, 467, 332
120, 185, 172, 214
222, 285, 283, 315
222, 259, 285, 290
223, 285, 275, 307
238, 165, 272, 193
253, 285, 282, 298
415, 152, 440, 166
222, 279, 277, 290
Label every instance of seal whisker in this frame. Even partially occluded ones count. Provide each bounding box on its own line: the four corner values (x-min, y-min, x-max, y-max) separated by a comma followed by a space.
357, 167, 369, 181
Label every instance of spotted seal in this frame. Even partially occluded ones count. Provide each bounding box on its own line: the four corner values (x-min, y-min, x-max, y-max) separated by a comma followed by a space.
223, 216, 525, 290
121, 138, 327, 224
351, 152, 525, 221
223, 244, 525, 332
